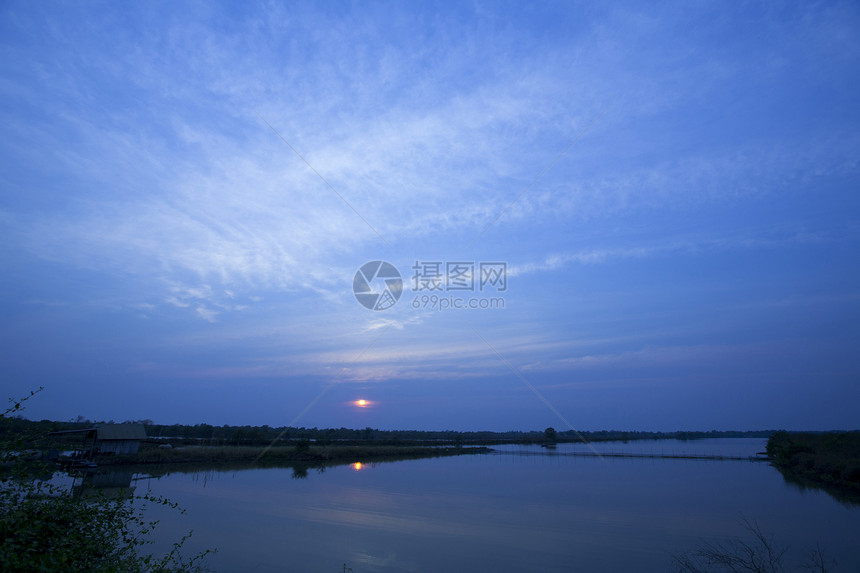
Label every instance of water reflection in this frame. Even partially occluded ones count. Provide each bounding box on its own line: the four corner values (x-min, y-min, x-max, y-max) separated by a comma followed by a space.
70, 468, 136, 499
105, 455, 406, 485
774, 465, 860, 507
135, 439, 860, 573
291, 465, 308, 479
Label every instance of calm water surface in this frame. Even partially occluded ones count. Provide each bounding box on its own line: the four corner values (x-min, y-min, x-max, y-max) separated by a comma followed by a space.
134, 439, 859, 572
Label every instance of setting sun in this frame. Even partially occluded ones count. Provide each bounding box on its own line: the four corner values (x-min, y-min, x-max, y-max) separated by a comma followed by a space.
355, 399, 370, 407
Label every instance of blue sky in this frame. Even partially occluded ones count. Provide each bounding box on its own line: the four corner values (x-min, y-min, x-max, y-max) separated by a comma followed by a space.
2, 1, 858, 431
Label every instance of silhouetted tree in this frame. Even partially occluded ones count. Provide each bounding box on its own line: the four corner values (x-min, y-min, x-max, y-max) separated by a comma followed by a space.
673, 518, 835, 572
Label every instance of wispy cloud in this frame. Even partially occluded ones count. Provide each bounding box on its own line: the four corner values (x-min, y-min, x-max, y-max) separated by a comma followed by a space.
6, 1, 857, 312
508, 229, 841, 278
2, 2, 858, 427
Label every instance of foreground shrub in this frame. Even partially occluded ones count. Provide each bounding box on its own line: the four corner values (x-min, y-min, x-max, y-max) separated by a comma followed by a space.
0, 389, 213, 572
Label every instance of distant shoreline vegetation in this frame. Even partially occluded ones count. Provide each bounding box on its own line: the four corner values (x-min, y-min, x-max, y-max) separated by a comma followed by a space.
1, 416, 776, 450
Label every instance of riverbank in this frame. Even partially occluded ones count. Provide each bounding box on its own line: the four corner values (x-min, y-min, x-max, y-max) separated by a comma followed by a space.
89, 443, 491, 466
767, 431, 860, 504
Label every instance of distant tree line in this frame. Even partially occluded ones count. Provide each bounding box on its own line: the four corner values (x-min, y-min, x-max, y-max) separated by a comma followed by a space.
0, 415, 775, 449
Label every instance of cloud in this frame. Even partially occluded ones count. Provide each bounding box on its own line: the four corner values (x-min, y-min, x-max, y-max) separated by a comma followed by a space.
508, 229, 842, 278
5, 1, 857, 317
195, 306, 219, 323
2, 1, 858, 430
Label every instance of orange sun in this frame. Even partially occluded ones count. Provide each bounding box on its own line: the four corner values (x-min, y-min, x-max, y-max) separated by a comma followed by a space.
355, 399, 370, 407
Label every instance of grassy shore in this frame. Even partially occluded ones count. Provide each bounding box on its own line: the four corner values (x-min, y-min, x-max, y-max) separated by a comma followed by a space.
767, 431, 860, 504
94, 443, 490, 466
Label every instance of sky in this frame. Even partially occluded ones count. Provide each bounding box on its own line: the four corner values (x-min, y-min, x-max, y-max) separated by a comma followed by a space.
1, 1, 859, 432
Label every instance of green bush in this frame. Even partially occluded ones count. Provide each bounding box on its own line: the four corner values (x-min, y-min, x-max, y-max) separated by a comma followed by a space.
0, 389, 214, 572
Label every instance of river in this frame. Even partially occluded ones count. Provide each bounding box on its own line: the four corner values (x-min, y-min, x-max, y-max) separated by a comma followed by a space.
124, 439, 859, 572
